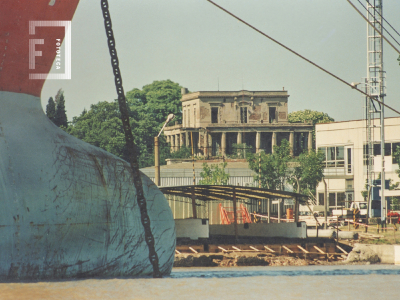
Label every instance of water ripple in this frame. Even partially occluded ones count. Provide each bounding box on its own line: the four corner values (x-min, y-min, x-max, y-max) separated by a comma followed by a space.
170, 267, 400, 279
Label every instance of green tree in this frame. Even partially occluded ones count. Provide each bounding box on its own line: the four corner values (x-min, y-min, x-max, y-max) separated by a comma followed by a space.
288, 109, 334, 125
67, 79, 183, 168
67, 100, 125, 158
126, 79, 183, 125
199, 162, 230, 185
46, 97, 56, 123
228, 143, 253, 159
288, 109, 334, 148
54, 90, 68, 128
393, 145, 400, 178
291, 149, 325, 194
387, 147, 400, 211
247, 140, 292, 190
169, 146, 192, 159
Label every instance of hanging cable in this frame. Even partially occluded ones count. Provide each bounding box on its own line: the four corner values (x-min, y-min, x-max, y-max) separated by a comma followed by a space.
100, 0, 162, 278
356, 0, 400, 47
346, 0, 400, 55
206, 0, 400, 115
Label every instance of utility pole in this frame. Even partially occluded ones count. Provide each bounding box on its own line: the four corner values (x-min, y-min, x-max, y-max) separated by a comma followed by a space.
366, 0, 386, 227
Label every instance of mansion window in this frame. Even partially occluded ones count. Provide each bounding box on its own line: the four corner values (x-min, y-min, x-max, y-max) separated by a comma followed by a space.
269, 107, 276, 123
240, 107, 247, 123
211, 107, 218, 123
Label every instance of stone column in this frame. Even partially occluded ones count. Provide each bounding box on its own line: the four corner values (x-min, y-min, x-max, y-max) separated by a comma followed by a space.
271, 132, 277, 153
185, 132, 190, 147
256, 131, 261, 153
170, 134, 175, 152
208, 133, 212, 156
277, 199, 281, 223
175, 134, 179, 151
180, 133, 184, 150
289, 131, 294, 156
236, 132, 242, 157
308, 131, 313, 151
204, 132, 209, 156
221, 132, 226, 157
237, 132, 242, 144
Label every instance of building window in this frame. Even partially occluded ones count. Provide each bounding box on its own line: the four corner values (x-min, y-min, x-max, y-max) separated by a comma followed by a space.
328, 192, 347, 209
318, 193, 324, 206
240, 107, 247, 123
319, 146, 345, 168
337, 192, 346, 207
211, 107, 218, 123
345, 146, 353, 175
329, 193, 336, 207
364, 142, 400, 164
194, 107, 196, 126
187, 109, 190, 127
269, 107, 276, 123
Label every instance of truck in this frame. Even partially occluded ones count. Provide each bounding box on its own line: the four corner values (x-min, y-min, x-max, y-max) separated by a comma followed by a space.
332, 201, 368, 223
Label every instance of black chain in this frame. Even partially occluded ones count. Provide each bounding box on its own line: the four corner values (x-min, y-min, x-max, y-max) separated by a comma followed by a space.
100, 0, 161, 278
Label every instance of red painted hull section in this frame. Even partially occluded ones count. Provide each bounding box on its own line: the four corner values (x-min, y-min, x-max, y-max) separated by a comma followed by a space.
0, 0, 80, 96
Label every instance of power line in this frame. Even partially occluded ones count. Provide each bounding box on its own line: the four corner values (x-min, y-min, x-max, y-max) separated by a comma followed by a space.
346, 0, 400, 55
206, 0, 400, 115
366, 0, 400, 38
356, 0, 400, 47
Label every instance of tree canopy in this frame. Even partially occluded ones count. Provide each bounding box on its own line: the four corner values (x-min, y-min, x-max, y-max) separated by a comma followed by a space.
199, 162, 230, 185
247, 140, 292, 191
288, 109, 334, 125
291, 149, 325, 194
126, 80, 183, 125
288, 109, 334, 148
46, 89, 68, 128
247, 140, 324, 195
54, 90, 68, 128
46, 97, 56, 122
67, 80, 183, 168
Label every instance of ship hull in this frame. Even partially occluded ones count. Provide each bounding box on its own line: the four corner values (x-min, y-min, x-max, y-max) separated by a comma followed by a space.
0, 91, 176, 280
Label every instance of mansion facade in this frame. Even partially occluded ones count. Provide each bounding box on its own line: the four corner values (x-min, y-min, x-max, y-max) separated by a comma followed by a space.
164, 89, 313, 157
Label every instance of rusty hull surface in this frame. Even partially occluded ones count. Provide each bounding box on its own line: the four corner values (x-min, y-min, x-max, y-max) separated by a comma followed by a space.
0, 91, 176, 280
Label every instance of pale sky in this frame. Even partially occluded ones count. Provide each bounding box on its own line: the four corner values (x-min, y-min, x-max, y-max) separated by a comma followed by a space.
41, 0, 400, 122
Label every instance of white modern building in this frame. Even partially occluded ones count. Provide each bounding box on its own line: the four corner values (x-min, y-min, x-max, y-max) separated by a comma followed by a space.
315, 117, 400, 210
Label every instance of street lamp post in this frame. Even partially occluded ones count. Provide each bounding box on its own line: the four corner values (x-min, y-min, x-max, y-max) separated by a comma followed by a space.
155, 114, 175, 186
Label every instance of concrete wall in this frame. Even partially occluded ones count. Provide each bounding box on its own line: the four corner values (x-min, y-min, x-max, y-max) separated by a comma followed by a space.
395, 245, 400, 265
209, 222, 307, 239
365, 244, 395, 264
175, 219, 209, 240
348, 244, 400, 264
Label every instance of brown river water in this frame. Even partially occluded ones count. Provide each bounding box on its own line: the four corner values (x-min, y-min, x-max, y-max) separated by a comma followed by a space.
0, 265, 399, 300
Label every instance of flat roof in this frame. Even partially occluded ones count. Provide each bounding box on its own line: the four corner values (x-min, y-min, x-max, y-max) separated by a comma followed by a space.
159, 185, 308, 203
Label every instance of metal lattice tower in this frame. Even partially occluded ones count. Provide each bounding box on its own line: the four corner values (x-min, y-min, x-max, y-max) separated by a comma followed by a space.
366, 0, 386, 222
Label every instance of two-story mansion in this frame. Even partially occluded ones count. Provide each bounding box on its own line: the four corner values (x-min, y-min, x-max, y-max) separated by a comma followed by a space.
164, 89, 314, 157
